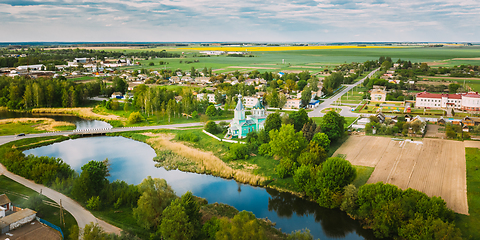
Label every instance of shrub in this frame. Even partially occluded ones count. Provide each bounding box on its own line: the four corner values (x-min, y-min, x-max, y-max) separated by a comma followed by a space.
277, 158, 297, 179
87, 196, 101, 211
205, 121, 220, 134
128, 112, 143, 124
192, 111, 198, 118
258, 143, 272, 156
177, 132, 200, 142
228, 144, 250, 160
206, 105, 217, 117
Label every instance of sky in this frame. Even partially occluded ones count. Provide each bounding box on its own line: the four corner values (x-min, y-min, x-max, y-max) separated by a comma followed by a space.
0, 0, 479, 42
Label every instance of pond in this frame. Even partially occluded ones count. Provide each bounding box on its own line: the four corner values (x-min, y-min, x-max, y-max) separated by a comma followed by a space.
24, 136, 377, 240
0, 110, 111, 130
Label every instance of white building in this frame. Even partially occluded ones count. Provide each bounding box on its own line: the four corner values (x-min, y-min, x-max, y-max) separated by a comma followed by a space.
416, 91, 480, 112
415, 92, 462, 109
200, 51, 225, 55
284, 99, 301, 109
196, 93, 216, 103
243, 96, 259, 108
16, 64, 45, 71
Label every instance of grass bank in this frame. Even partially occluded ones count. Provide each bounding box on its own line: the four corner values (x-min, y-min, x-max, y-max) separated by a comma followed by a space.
31, 107, 124, 127
0, 118, 75, 136
456, 147, 480, 239
0, 175, 77, 238
93, 104, 233, 127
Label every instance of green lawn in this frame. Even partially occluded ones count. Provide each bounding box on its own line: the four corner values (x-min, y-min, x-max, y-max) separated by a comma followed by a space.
351, 166, 374, 188
312, 116, 357, 129
68, 76, 97, 81
456, 148, 480, 240
0, 122, 45, 136
93, 104, 234, 127
0, 175, 77, 238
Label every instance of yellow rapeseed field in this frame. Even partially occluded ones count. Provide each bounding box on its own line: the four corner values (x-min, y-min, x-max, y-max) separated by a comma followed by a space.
179, 45, 399, 52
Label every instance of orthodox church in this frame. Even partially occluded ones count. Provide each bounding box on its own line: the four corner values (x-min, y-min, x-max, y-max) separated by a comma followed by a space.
225, 96, 266, 139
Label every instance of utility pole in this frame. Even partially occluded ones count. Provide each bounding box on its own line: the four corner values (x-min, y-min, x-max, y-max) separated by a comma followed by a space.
59, 199, 65, 227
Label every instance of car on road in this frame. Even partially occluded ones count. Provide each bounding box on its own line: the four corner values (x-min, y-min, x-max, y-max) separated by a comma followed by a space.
17, 133, 25, 137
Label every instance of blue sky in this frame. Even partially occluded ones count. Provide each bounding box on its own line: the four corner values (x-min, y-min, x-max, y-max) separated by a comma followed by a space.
0, 0, 479, 42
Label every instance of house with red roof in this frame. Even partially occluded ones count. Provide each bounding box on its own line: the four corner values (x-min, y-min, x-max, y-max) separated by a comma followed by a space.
415, 91, 480, 112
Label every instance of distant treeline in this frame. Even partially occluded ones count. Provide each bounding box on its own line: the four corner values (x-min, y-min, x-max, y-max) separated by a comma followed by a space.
0, 48, 181, 68
0, 76, 127, 109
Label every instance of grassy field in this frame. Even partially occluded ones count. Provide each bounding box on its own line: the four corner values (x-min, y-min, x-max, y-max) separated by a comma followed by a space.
0, 118, 76, 136
312, 116, 357, 129
93, 104, 234, 127
68, 76, 97, 82
116, 46, 480, 73
456, 147, 480, 240
0, 175, 77, 238
351, 166, 375, 188
339, 87, 367, 104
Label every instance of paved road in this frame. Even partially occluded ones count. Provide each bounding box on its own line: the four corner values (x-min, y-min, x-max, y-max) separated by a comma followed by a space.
308, 68, 380, 117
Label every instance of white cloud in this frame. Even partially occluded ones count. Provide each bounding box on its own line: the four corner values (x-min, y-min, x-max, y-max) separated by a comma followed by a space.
0, 0, 479, 42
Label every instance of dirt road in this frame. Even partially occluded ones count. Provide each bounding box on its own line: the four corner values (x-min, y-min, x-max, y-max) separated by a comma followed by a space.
334, 136, 468, 215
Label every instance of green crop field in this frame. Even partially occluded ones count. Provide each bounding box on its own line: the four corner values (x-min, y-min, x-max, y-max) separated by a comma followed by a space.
113, 46, 480, 73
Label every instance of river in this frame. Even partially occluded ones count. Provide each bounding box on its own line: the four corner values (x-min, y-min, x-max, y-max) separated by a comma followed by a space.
24, 136, 377, 240
0, 110, 112, 130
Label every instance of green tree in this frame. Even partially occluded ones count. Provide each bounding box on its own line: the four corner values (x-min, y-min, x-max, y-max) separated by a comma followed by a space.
301, 118, 319, 142
133, 177, 176, 230
205, 121, 219, 134
340, 184, 358, 214
71, 160, 109, 202
26, 193, 44, 213
216, 211, 267, 240
206, 105, 217, 117
293, 165, 311, 192
297, 142, 327, 166
289, 109, 309, 132
320, 111, 346, 141
181, 191, 202, 238
159, 198, 194, 240
322, 72, 344, 95
128, 112, 143, 124
311, 133, 330, 153
269, 124, 307, 161
300, 87, 312, 107
287, 228, 314, 240
319, 157, 356, 192
86, 196, 101, 211
264, 112, 282, 133
285, 79, 296, 93
297, 80, 308, 91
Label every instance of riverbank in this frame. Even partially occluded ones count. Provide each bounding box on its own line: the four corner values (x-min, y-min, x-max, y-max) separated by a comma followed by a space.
32, 107, 125, 127
107, 130, 372, 198
0, 118, 75, 135
0, 135, 296, 239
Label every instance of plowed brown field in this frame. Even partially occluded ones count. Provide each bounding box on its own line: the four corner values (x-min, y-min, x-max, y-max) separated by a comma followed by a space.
334, 136, 468, 215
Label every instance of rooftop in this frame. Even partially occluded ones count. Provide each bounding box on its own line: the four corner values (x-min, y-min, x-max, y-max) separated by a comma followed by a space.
0, 194, 10, 206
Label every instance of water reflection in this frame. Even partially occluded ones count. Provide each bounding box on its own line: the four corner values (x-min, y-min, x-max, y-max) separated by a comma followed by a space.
24, 136, 378, 240
0, 110, 112, 130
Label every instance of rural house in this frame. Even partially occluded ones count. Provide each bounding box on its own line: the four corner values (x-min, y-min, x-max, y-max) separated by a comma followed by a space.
0, 194, 11, 217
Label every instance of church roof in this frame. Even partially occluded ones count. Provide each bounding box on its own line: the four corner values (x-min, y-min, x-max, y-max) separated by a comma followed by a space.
252, 99, 264, 109
235, 96, 245, 111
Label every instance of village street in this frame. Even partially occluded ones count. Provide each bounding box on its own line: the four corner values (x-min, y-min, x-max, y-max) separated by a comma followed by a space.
308, 68, 380, 118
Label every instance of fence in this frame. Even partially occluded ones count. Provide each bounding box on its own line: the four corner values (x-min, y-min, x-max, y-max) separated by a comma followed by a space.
37, 217, 64, 240
202, 130, 246, 144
